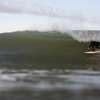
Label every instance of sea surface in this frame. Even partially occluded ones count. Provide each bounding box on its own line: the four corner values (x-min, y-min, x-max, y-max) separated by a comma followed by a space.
0, 31, 100, 100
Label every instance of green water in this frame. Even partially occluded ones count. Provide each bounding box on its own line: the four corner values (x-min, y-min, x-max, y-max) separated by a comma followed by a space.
0, 31, 100, 100
0, 31, 90, 68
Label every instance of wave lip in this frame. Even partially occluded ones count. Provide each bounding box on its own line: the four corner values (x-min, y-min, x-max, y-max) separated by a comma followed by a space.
67, 30, 100, 42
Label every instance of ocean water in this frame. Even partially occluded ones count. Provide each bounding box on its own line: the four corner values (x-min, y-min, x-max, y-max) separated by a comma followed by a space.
0, 31, 100, 100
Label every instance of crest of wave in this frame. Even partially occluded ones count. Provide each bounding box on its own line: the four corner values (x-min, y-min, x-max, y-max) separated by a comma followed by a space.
57, 29, 100, 42
67, 30, 100, 42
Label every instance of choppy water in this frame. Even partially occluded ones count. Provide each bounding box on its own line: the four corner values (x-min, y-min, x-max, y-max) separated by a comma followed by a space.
0, 68, 100, 100
0, 31, 100, 100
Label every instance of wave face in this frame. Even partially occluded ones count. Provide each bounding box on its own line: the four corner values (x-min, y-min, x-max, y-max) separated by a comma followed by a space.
0, 30, 99, 69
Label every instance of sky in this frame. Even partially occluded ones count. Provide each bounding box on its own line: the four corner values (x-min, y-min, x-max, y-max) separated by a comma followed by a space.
0, 0, 100, 33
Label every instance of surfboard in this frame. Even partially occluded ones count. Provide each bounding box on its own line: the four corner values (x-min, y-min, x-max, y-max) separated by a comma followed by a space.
84, 50, 100, 54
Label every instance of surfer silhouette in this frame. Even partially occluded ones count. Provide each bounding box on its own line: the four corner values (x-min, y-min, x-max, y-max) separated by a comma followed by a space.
88, 41, 100, 51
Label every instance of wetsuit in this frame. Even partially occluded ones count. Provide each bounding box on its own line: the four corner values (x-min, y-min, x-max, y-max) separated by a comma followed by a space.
88, 41, 100, 51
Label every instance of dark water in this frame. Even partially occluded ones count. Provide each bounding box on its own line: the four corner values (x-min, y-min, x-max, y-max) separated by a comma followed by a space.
0, 31, 100, 100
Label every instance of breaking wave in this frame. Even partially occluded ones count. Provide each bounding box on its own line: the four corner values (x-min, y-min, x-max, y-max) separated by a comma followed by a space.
0, 30, 99, 68
67, 30, 100, 42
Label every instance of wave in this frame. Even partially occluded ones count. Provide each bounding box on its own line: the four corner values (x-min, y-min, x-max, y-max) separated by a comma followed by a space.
0, 30, 99, 68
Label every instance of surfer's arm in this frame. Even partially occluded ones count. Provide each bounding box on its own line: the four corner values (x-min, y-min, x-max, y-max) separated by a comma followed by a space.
88, 43, 92, 49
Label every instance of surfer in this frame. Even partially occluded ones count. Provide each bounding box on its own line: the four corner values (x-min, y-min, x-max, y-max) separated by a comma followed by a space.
88, 41, 100, 51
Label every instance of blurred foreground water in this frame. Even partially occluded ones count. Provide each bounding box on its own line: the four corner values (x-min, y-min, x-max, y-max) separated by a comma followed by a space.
0, 68, 100, 100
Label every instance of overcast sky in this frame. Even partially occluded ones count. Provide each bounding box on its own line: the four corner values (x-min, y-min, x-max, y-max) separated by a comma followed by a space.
0, 0, 100, 33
